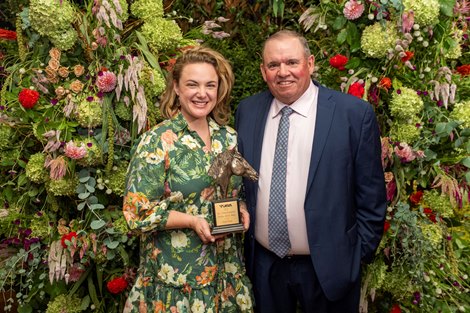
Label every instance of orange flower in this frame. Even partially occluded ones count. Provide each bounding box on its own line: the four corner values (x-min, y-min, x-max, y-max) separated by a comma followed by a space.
378, 77, 392, 90
196, 265, 218, 286
401, 51, 414, 62
152, 300, 165, 313
456, 64, 470, 76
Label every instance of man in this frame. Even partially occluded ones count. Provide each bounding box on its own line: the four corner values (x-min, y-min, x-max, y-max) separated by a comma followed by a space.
235, 30, 386, 313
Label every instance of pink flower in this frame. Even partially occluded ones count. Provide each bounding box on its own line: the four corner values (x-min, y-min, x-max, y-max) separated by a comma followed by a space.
394, 143, 416, 163
45, 155, 68, 180
96, 71, 117, 92
64, 141, 87, 159
401, 11, 414, 33
343, 0, 365, 20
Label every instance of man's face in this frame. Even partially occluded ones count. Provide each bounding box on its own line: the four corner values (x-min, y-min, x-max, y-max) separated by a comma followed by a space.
260, 37, 314, 105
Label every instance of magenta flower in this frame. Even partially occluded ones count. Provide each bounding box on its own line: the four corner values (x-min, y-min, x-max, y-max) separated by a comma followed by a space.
96, 71, 117, 92
343, 0, 365, 20
64, 141, 87, 159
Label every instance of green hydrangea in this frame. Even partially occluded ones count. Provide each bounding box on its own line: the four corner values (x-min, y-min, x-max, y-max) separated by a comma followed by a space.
76, 97, 103, 128
389, 122, 421, 144
26, 153, 48, 183
46, 175, 78, 196
0, 149, 20, 166
29, 0, 77, 50
105, 161, 128, 196
403, 0, 439, 26
113, 216, 130, 234
0, 125, 14, 150
444, 43, 462, 59
115, 101, 132, 121
381, 266, 414, 300
30, 213, 52, 239
147, 101, 164, 127
75, 138, 103, 167
140, 64, 166, 100
141, 18, 183, 53
450, 100, 470, 128
131, 0, 163, 20
419, 222, 443, 249
423, 190, 454, 218
390, 87, 424, 119
46, 294, 82, 313
360, 21, 398, 58
367, 258, 387, 291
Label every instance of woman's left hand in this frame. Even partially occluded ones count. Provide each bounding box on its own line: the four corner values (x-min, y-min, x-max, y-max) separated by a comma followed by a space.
239, 201, 250, 231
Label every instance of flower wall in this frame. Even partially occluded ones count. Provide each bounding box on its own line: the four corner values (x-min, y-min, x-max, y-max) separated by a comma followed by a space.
0, 0, 469, 312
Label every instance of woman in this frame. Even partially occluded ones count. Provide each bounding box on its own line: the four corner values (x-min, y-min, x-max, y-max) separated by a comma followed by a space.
123, 46, 254, 312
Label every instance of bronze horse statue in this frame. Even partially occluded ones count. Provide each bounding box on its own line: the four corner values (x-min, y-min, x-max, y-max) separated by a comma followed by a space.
208, 148, 258, 199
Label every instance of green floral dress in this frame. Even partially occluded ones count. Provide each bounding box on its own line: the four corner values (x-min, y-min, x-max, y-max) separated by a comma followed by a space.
123, 112, 254, 313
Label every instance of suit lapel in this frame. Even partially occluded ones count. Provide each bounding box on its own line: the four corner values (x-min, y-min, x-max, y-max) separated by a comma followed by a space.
252, 93, 273, 172
306, 84, 335, 192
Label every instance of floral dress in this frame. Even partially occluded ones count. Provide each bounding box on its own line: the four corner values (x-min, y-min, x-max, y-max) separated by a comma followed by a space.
123, 112, 254, 313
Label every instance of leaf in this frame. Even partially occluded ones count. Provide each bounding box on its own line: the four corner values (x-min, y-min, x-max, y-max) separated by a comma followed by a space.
76, 184, 86, 194
78, 192, 90, 200
90, 219, 106, 230
90, 203, 104, 210
77, 202, 86, 211
440, 0, 456, 17
337, 29, 347, 45
104, 238, 120, 249
462, 157, 470, 168
332, 16, 347, 30
345, 57, 361, 69
85, 184, 95, 193
87, 276, 100, 308
80, 295, 91, 310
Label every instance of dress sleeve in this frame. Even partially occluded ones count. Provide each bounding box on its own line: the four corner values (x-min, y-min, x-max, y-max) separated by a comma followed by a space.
123, 130, 174, 232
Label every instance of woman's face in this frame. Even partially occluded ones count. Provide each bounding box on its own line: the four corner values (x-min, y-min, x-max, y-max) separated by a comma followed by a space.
174, 62, 219, 124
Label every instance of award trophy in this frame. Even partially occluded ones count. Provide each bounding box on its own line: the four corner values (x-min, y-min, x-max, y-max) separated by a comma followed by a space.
208, 149, 258, 235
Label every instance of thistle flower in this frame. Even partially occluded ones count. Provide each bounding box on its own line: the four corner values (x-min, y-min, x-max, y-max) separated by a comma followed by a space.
64, 141, 87, 159
343, 0, 365, 20
96, 71, 117, 92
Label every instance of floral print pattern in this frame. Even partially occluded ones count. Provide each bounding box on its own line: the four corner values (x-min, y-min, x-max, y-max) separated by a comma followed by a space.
123, 112, 254, 312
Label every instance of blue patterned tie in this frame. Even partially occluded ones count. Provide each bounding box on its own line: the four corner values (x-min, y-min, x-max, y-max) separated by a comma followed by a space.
268, 106, 293, 258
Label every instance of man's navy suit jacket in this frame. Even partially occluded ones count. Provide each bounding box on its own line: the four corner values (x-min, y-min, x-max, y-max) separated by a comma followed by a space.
235, 81, 387, 301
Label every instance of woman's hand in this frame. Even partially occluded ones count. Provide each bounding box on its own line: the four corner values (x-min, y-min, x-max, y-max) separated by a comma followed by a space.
239, 201, 250, 231
191, 216, 222, 244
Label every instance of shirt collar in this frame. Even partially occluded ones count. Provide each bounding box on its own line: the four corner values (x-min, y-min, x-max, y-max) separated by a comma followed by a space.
272, 81, 317, 118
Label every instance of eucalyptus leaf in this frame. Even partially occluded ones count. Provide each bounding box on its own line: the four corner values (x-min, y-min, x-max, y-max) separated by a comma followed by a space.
90, 219, 106, 230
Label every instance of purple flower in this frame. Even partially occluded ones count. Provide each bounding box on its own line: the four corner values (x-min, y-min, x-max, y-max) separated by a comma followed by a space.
87, 142, 93, 148
396, 89, 401, 94
50, 98, 59, 105
86, 96, 94, 102
0, 105, 5, 110
437, 100, 443, 107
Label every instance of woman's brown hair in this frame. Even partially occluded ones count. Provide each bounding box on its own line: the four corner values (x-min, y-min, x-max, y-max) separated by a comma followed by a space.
159, 46, 235, 125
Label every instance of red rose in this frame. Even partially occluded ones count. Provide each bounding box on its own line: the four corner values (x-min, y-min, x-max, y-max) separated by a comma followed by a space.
329, 54, 348, 70
423, 208, 437, 223
390, 304, 401, 313
384, 220, 391, 233
107, 276, 128, 294
0, 29, 17, 41
61, 231, 78, 248
401, 51, 414, 62
18, 88, 40, 109
348, 82, 364, 98
409, 190, 423, 205
456, 64, 470, 76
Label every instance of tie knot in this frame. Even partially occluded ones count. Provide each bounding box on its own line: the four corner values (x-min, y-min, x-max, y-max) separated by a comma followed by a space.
281, 106, 293, 117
